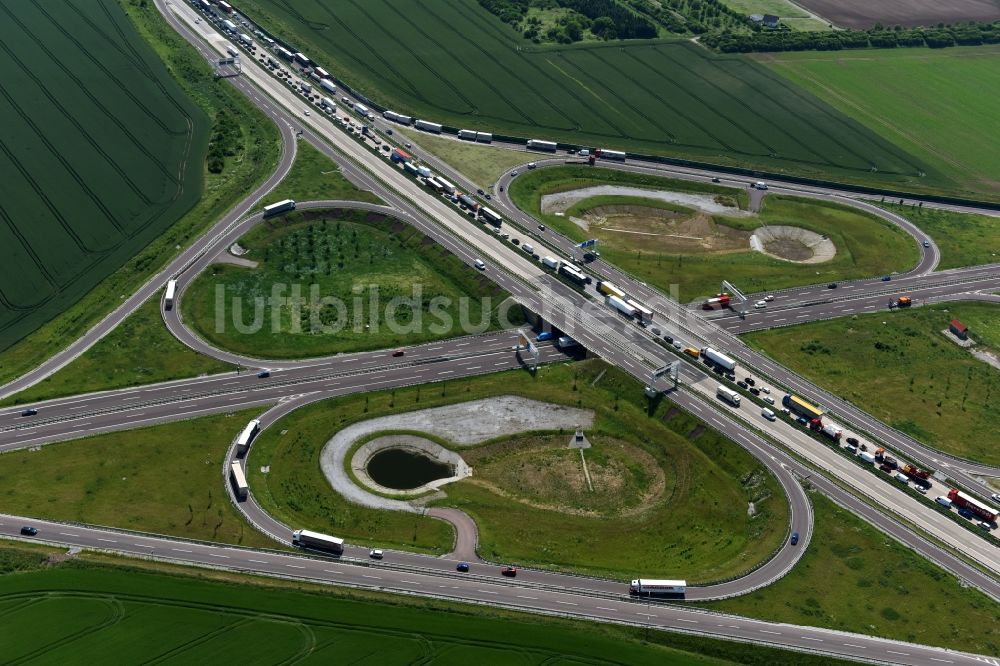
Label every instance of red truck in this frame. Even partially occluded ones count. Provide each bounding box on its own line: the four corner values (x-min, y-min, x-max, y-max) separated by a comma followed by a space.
947, 489, 998, 522
702, 294, 731, 310
901, 464, 931, 482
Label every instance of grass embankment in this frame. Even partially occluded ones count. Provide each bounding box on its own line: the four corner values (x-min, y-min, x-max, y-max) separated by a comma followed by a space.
877, 202, 1000, 270
511, 166, 917, 300
0, 0, 281, 387
762, 46, 1000, 201
746, 303, 1000, 465
0, 411, 273, 548
709, 492, 1000, 655
251, 360, 788, 581
0, 546, 852, 666
257, 140, 383, 207
404, 133, 531, 189
2, 297, 232, 406
185, 209, 517, 359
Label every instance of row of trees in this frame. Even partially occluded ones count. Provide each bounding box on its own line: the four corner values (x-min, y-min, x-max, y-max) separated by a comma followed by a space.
478, 0, 656, 42
702, 20, 1000, 53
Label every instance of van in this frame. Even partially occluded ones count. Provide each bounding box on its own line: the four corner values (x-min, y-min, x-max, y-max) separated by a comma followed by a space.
894, 472, 909, 484
935, 496, 952, 508
473, 259, 486, 270
761, 408, 776, 421
521, 244, 534, 254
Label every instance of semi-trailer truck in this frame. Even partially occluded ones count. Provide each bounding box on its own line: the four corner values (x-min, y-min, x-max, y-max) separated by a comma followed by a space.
782, 393, 823, 421
700, 347, 736, 372
164, 279, 177, 310
606, 294, 636, 318
820, 423, 842, 442
702, 294, 731, 310
947, 489, 998, 522
629, 579, 686, 596
292, 529, 344, 555
596, 281, 626, 300
717, 385, 740, 407
901, 464, 931, 482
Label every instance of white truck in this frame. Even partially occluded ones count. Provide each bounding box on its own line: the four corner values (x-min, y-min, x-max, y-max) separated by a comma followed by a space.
717, 385, 741, 407
700, 347, 736, 372
606, 294, 636, 318
292, 529, 344, 555
541, 256, 559, 270
629, 579, 686, 596
858, 451, 877, 464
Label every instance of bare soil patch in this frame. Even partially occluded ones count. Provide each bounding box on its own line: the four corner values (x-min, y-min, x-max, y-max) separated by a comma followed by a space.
578, 206, 752, 255
764, 237, 813, 261
795, 0, 1000, 29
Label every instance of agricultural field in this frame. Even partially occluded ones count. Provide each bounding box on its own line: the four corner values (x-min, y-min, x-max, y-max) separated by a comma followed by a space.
791, 0, 1000, 28
511, 166, 917, 301
250, 360, 789, 581
0, 548, 852, 666
715, 0, 831, 31
761, 46, 1000, 199
0, 410, 273, 548
184, 209, 515, 359
0, 1, 206, 352
745, 303, 1000, 465
709, 491, 1000, 655
234, 0, 943, 192
877, 202, 1000, 270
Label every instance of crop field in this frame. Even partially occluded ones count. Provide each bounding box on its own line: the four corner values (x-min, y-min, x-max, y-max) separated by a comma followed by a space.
0, 550, 851, 666
760, 46, 1000, 198
0, 1, 206, 351
746, 303, 1000, 465
236, 0, 939, 190
791, 0, 1000, 29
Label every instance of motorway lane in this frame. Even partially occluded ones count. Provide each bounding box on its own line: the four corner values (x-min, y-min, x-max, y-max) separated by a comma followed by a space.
0, 517, 992, 666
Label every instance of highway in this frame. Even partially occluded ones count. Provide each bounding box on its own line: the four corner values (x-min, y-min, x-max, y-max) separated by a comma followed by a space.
0, 1, 994, 662
0, 516, 991, 666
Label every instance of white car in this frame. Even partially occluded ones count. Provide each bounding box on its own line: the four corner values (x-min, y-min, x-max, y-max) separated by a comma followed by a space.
760, 387, 770, 394
369, 549, 384, 560
763, 395, 775, 405
527, 162, 536, 169
992, 493, 1000, 504
672, 340, 682, 350
303, 109, 310, 116
474, 259, 486, 270
754, 301, 766, 309
764, 295, 775, 301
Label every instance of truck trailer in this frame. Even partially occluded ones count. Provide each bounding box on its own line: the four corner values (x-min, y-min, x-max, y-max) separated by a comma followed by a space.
263, 199, 295, 217
229, 462, 249, 500
629, 579, 686, 596
595, 148, 626, 161
541, 256, 559, 270
820, 423, 842, 442
164, 279, 177, 310
527, 139, 557, 152
596, 280, 626, 300
414, 119, 442, 133
901, 464, 931, 482
947, 489, 997, 522
782, 394, 823, 421
292, 529, 344, 555
320, 79, 337, 94
717, 385, 741, 407
458, 129, 477, 141
606, 294, 636, 318
700, 347, 736, 372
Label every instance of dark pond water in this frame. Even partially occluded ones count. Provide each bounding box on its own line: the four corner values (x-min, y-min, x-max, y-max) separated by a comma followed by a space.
366, 448, 453, 490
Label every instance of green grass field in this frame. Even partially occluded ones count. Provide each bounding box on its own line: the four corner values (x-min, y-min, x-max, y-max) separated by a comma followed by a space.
877, 202, 1000, 270
404, 133, 531, 189
710, 491, 1000, 655
0, 410, 273, 548
184, 209, 515, 359
746, 303, 1000, 465
259, 140, 382, 207
0, 1, 281, 387
251, 360, 788, 581
1, 296, 232, 406
511, 166, 918, 300
0, 546, 853, 666
234, 0, 942, 192
715, 0, 831, 30
0, 1, 206, 351
760, 46, 1000, 199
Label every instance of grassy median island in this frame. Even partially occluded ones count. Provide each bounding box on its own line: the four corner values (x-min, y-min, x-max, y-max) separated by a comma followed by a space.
185, 208, 517, 359
510, 166, 917, 301
707, 491, 1000, 655
746, 303, 1000, 465
404, 133, 531, 189
878, 202, 1000, 270
2, 297, 232, 407
0, 0, 281, 386
0, 546, 852, 666
0, 410, 273, 549
257, 140, 383, 207
250, 360, 789, 581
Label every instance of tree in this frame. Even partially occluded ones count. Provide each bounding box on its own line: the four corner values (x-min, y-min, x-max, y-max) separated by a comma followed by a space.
591, 16, 617, 40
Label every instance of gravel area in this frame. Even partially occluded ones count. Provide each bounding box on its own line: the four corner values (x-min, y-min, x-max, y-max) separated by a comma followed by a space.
541, 186, 752, 217
319, 396, 594, 512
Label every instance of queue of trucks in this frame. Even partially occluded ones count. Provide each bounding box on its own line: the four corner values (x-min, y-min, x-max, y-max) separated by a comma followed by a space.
595, 281, 654, 324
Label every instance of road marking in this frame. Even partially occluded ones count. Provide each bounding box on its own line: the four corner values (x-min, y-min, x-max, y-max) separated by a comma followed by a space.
676, 618, 698, 624
322, 569, 340, 574
759, 630, 781, 635
97, 538, 116, 543
595, 606, 617, 612
248, 559, 268, 564
555, 601, 577, 606
801, 637, 823, 642
636, 612, 656, 617
842, 644, 865, 649
59, 532, 78, 537
517, 595, 538, 600
438, 370, 454, 375
134, 544, 154, 549
210, 553, 229, 559
362, 574, 381, 579
286, 564, 305, 569
172, 548, 193, 553
400, 580, 420, 585
929, 659, 953, 664
886, 651, 909, 657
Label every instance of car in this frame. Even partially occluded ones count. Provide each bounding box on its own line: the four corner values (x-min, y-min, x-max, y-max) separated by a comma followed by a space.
725, 373, 736, 382
763, 395, 775, 405
195, 18, 201, 23
510, 170, 517, 177
754, 301, 766, 309
979, 521, 993, 530
303, 109, 310, 116
381, 145, 390, 151
790, 532, 799, 546
536, 331, 555, 342
760, 387, 770, 394
992, 493, 1000, 503
672, 341, 682, 350
538, 224, 546, 231
499, 186, 504, 192
711, 177, 720, 183
881, 275, 891, 282
796, 416, 809, 426
846, 437, 859, 446
764, 294, 774, 301
957, 508, 974, 519
923, 240, 930, 248
20, 408, 37, 417
256, 370, 270, 378
477, 188, 484, 195
501, 232, 509, 239
664, 336, 673, 344
650, 327, 661, 336
386, 128, 393, 135
914, 485, 927, 495
484, 194, 492, 200
501, 565, 517, 577
827, 283, 838, 289
745, 377, 755, 386
404, 142, 412, 148
749, 387, 760, 396
527, 162, 536, 169
737, 381, 748, 390
20, 526, 37, 536
369, 549, 384, 560
511, 238, 520, 245
456, 562, 470, 572
392, 349, 405, 357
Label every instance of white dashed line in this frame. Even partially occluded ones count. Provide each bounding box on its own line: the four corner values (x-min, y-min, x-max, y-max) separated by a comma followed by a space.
886, 651, 909, 657
676, 618, 698, 624
801, 637, 823, 642
555, 601, 577, 606
286, 564, 304, 569
248, 559, 268, 564
59, 532, 79, 537
843, 644, 865, 649
172, 548, 192, 553
210, 554, 229, 559
362, 574, 381, 579
97, 538, 116, 543
595, 606, 617, 612
759, 630, 781, 635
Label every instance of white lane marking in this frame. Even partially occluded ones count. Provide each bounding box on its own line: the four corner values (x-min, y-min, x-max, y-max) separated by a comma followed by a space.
400, 580, 420, 585
286, 564, 305, 569
842, 643, 865, 649
801, 637, 823, 642
759, 630, 781, 635
210, 554, 229, 559
438, 370, 454, 375
248, 559, 268, 564
477, 589, 498, 595
134, 544, 154, 549
555, 601, 577, 606
517, 595, 538, 600
59, 532, 78, 537
172, 548, 192, 553
362, 574, 381, 579
886, 651, 909, 657
676, 618, 698, 624
595, 606, 617, 612
929, 659, 953, 664
636, 612, 656, 617
97, 538, 116, 543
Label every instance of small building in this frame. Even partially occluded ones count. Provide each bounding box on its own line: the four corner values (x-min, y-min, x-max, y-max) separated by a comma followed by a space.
762, 14, 780, 28
949, 319, 968, 340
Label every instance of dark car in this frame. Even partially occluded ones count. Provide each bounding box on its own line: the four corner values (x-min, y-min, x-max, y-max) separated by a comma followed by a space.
846, 437, 859, 446
828, 283, 838, 289
790, 532, 799, 546
745, 377, 755, 386
796, 416, 809, 426
749, 387, 760, 396
392, 349, 405, 357
485, 194, 492, 200
501, 565, 517, 577
536, 331, 555, 342
511, 238, 520, 245
477, 188, 484, 195
711, 177, 720, 183
664, 336, 673, 344
20, 526, 37, 536
21, 408, 38, 417
456, 562, 470, 572
257, 370, 270, 378
958, 508, 974, 519
737, 381, 748, 390
881, 275, 891, 282
923, 240, 930, 248
538, 224, 546, 231
726, 373, 736, 382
